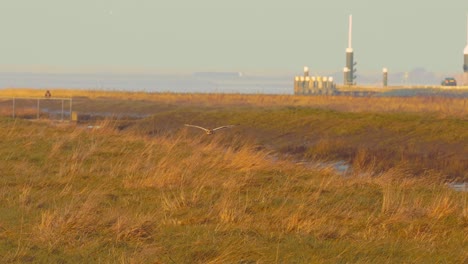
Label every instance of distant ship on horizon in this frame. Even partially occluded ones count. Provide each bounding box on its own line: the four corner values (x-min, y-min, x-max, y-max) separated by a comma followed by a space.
193, 71, 243, 79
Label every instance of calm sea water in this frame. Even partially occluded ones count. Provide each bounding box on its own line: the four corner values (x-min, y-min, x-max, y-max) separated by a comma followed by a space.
0, 72, 292, 94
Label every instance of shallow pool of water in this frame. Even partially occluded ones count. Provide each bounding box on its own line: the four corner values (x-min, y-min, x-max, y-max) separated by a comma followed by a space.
446, 182, 467, 192
295, 158, 467, 192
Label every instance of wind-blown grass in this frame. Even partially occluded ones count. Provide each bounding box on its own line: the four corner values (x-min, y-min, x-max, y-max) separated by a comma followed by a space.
1, 88, 467, 117
0, 116, 466, 263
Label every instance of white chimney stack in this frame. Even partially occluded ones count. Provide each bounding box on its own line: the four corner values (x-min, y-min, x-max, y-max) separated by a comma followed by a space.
465, 14, 468, 55
347, 14, 353, 53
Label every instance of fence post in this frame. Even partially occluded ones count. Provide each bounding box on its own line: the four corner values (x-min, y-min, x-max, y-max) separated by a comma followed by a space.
69, 97, 73, 121
12, 98, 15, 118
37, 99, 40, 119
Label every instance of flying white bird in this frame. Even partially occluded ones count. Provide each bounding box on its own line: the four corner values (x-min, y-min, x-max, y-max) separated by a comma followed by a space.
184, 124, 236, 135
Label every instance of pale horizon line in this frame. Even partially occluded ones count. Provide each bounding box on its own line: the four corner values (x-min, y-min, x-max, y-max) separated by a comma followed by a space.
0, 64, 461, 76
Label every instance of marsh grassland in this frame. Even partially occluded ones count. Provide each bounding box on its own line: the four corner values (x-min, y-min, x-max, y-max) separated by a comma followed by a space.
0, 89, 467, 263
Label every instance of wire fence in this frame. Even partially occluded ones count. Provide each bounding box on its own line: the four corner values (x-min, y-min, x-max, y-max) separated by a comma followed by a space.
0, 97, 73, 121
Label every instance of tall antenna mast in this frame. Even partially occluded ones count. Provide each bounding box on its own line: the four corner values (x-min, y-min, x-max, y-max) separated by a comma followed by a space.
464, 13, 468, 55
345, 14, 356, 85
348, 14, 353, 50
464, 14, 468, 73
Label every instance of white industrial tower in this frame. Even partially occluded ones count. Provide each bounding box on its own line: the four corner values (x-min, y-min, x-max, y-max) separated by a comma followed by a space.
344, 15, 356, 85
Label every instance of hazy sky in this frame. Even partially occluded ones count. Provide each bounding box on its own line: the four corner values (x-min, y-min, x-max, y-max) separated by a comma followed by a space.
0, 0, 467, 74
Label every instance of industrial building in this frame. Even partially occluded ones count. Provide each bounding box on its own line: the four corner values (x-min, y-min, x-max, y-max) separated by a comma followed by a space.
294, 14, 468, 94
293, 67, 337, 95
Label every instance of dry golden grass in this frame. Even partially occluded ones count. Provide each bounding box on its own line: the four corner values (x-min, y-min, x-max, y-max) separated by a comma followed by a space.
1, 88, 467, 117
0, 88, 467, 262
